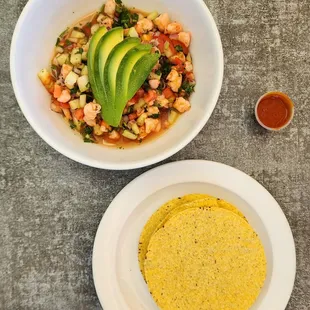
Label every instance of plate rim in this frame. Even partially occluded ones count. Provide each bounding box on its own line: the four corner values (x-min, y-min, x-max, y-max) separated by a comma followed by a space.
92, 160, 296, 310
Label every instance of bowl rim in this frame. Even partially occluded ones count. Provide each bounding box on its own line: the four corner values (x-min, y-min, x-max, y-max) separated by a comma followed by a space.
10, 0, 224, 170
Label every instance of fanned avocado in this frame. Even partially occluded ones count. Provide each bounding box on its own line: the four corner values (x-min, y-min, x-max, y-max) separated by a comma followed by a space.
87, 27, 107, 104
104, 38, 141, 110
113, 44, 152, 126
127, 53, 160, 100
94, 27, 124, 123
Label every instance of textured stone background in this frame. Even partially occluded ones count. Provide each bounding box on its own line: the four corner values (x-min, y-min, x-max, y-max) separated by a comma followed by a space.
1, 0, 310, 309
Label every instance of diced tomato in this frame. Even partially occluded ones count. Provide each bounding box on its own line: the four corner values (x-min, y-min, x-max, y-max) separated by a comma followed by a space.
163, 87, 175, 99
171, 39, 189, 55
73, 108, 84, 120
174, 64, 185, 73
91, 14, 99, 25
170, 57, 183, 66
128, 113, 138, 120
82, 23, 92, 37
154, 34, 176, 56
186, 72, 195, 82
129, 93, 140, 105
53, 84, 62, 99
58, 102, 70, 109
144, 90, 157, 103
136, 88, 145, 98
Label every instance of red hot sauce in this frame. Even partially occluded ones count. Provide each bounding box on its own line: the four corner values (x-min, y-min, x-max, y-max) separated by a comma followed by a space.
256, 92, 294, 130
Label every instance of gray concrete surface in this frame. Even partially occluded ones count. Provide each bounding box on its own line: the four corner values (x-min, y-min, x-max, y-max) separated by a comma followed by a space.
1, 0, 310, 309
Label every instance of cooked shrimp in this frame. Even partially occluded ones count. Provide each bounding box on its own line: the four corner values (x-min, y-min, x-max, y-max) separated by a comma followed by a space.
145, 118, 159, 134
61, 64, 73, 79
149, 79, 160, 89
178, 32, 191, 47
57, 89, 71, 103
98, 15, 113, 28
147, 106, 160, 116
167, 69, 182, 92
173, 97, 191, 113
184, 61, 193, 72
62, 108, 72, 120
104, 0, 116, 18
50, 101, 62, 113
38, 69, 55, 94
154, 13, 170, 32
165, 22, 183, 34
100, 120, 111, 133
109, 130, 121, 140
83, 102, 101, 126
156, 95, 169, 108
136, 18, 154, 34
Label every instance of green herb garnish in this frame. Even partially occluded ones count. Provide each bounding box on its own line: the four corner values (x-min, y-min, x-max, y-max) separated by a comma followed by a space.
69, 120, 76, 129
83, 126, 93, 135
76, 48, 84, 54
175, 45, 183, 52
150, 113, 160, 119
181, 81, 196, 96
70, 85, 79, 95
84, 137, 95, 143
55, 37, 60, 46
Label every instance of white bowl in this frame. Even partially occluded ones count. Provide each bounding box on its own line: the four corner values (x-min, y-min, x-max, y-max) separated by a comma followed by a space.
11, 0, 223, 170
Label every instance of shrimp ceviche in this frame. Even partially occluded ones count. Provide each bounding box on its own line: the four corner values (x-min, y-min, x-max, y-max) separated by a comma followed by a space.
38, 0, 195, 146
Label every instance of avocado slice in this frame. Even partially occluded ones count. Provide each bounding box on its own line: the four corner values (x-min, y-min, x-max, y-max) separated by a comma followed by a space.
87, 27, 107, 104
104, 38, 141, 110
113, 44, 152, 126
127, 53, 160, 101
94, 27, 124, 123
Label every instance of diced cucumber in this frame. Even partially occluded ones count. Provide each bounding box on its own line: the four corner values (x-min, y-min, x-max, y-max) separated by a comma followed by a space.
122, 130, 137, 140
55, 46, 64, 53
91, 24, 100, 35
147, 11, 159, 20
68, 37, 78, 43
81, 65, 88, 76
137, 113, 148, 126
73, 117, 82, 131
77, 75, 89, 92
71, 30, 86, 39
168, 109, 179, 124
82, 51, 88, 61
56, 53, 69, 66
128, 27, 139, 38
69, 99, 80, 110
79, 94, 87, 108
70, 53, 82, 66
131, 123, 140, 135
133, 98, 146, 111
65, 71, 79, 89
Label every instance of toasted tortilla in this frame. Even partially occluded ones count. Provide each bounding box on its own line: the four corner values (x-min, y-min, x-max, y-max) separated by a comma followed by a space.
138, 194, 245, 278
144, 207, 266, 310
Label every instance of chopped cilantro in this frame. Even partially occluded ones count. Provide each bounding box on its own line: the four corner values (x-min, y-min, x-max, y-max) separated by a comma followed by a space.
181, 81, 196, 96
115, 0, 122, 4
175, 45, 183, 52
155, 69, 161, 76
70, 85, 79, 95
55, 37, 60, 46
76, 48, 83, 54
83, 126, 93, 135
69, 120, 76, 129
150, 114, 160, 119
161, 61, 172, 78
84, 137, 94, 143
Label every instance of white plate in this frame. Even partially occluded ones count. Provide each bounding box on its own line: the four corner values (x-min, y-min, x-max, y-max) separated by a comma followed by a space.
93, 160, 296, 310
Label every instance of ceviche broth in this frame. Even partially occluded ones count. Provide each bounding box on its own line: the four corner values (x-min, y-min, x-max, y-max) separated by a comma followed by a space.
38, 0, 195, 147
